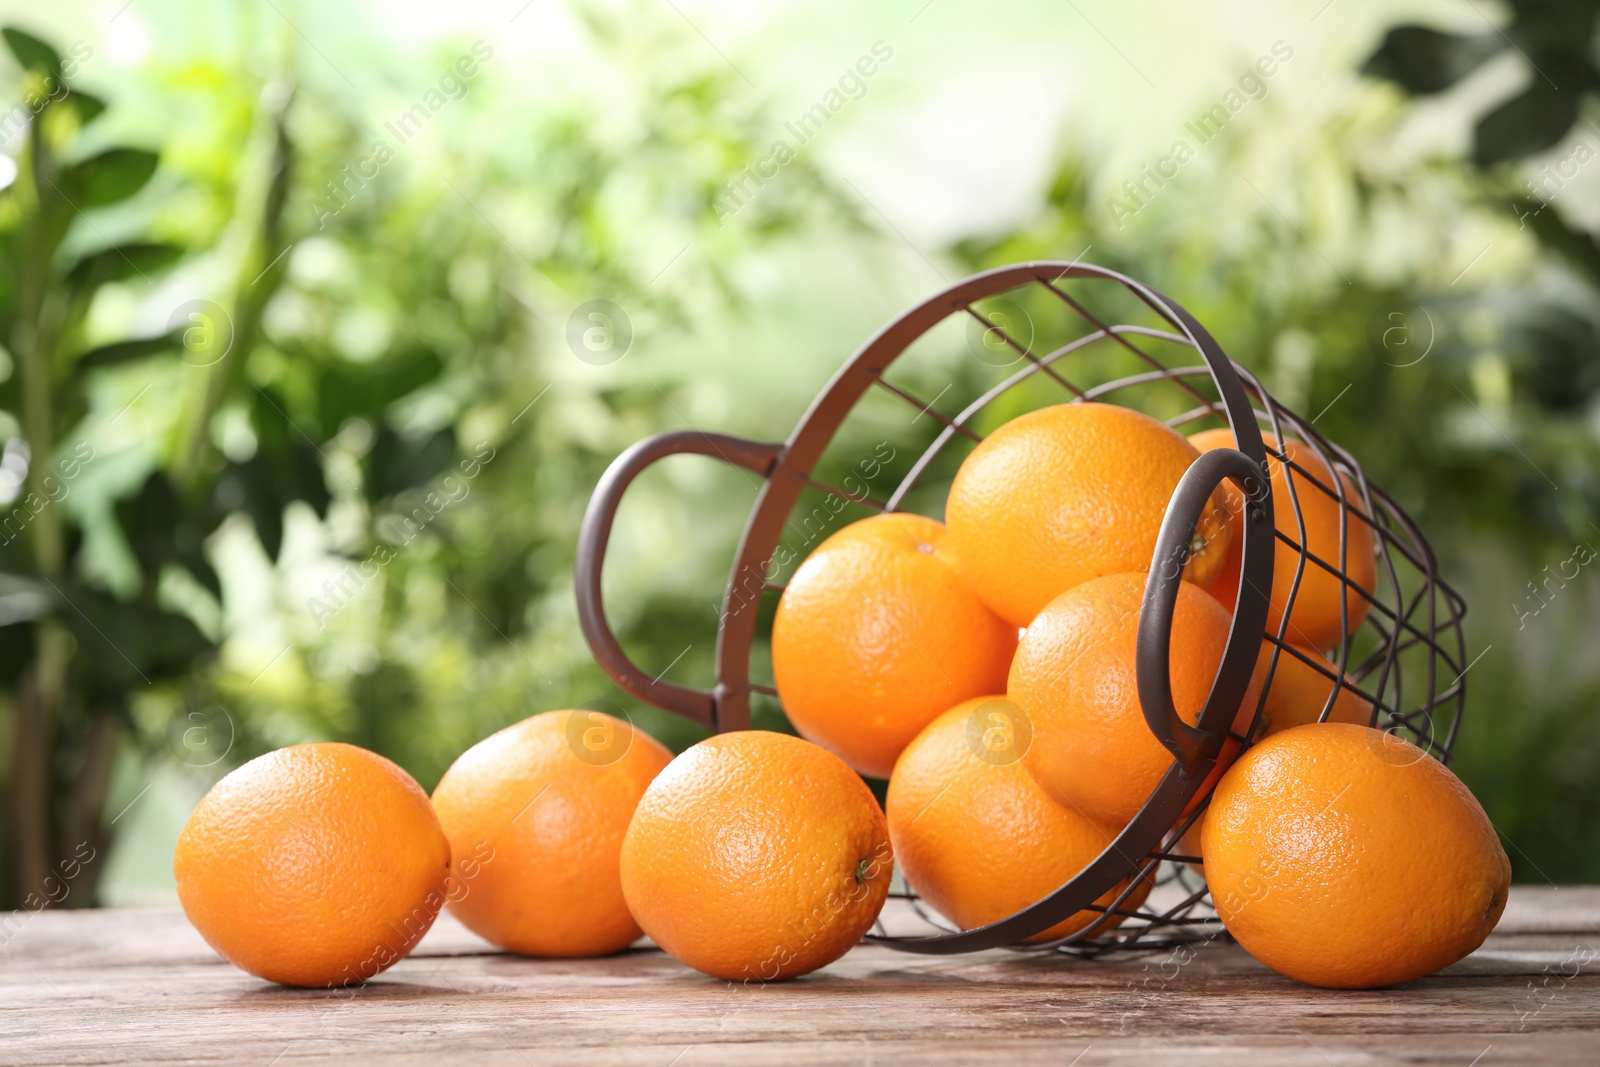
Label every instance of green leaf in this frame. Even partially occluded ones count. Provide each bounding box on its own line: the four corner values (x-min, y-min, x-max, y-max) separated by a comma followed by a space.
64, 148, 160, 209
1511, 194, 1600, 286
54, 583, 216, 696
245, 488, 284, 561
66, 242, 184, 289
1515, 305, 1600, 413
184, 556, 222, 600
114, 472, 182, 573
1473, 81, 1582, 165
208, 393, 336, 561
65, 88, 105, 126
315, 346, 446, 432
366, 425, 457, 500
109, 472, 224, 609
2, 27, 63, 81
75, 331, 181, 370
1362, 27, 1501, 95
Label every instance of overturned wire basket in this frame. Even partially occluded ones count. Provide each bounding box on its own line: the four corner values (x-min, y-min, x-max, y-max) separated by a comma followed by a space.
575, 261, 1468, 957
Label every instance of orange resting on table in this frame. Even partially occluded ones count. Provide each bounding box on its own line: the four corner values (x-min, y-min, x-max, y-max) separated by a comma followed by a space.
431, 709, 673, 957
1202, 723, 1510, 988
175, 742, 450, 987
620, 730, 893, 982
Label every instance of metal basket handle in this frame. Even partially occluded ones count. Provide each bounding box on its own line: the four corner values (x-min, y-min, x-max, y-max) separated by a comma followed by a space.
575, 429, 783, 729
1138, 446, 1275, 774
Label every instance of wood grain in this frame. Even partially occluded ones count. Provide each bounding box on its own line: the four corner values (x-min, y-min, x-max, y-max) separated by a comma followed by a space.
2, 889, 1597, 1066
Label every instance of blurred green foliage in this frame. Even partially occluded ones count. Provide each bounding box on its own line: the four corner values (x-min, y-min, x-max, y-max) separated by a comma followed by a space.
1362, 2, 1600, 885
1, 0, 1598, 908
0, 4, 860, 907
0, 26, 214, 906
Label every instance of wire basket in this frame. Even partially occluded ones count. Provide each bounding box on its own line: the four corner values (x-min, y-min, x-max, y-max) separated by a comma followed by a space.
575, 261, 1468, 957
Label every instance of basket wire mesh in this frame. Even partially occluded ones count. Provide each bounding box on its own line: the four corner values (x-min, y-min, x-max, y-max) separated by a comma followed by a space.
576, 261, 1468, 958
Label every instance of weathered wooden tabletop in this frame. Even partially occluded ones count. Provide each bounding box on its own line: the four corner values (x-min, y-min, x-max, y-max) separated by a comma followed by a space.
2, 887, 1596, 1066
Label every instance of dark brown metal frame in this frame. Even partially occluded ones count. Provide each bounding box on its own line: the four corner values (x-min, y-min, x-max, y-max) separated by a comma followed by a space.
575, 261, 1468, 956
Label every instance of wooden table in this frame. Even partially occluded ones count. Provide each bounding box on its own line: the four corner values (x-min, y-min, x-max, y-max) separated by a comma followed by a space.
3, 888, 1597, 1065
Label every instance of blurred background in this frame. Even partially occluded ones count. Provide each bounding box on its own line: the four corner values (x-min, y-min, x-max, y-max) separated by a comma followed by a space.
1, 0, 1597, 910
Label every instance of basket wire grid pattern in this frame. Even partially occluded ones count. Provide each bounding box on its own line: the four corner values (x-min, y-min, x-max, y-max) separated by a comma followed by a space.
575, 262, 1469, 958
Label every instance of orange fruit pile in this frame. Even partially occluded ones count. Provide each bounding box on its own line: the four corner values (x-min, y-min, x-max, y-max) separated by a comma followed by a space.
766, 401, 1503, 985
173, 399, 1502, 993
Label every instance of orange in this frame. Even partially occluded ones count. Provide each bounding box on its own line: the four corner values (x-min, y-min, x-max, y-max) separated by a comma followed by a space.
1010, 571, 1256, 829
431, 710, 673, 957
946, 402, 1232, 627
1171, 820, 1205, 872
887, 697, 1151, 941
174, 742, 450, 987
619, 731, 892, 982
1256, 643, 1372, 737
772, 512, 1016, 778
1189, 427, 1376, 652
1170, 641, 1368, 879
1203, 723, 1510, 988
